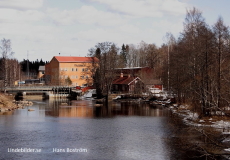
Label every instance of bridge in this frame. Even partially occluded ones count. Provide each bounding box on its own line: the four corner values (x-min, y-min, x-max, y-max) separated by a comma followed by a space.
4, 86, 82, 99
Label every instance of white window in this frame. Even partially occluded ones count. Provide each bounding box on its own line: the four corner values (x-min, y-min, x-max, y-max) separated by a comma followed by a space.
72, 68, 74, 71
80, 76, 84, 79
76, 75, 78, 79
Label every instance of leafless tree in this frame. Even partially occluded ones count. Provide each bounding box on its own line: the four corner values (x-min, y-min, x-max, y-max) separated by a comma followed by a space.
0, 38, 18, 92
88, 42, 119, 100
212, 17, 230, 111
164, 8, 230, 117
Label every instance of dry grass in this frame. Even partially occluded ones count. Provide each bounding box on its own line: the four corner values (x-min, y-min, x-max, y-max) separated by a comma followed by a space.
0, 94, 16, 109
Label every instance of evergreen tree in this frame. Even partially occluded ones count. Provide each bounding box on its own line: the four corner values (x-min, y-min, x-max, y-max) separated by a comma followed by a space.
120, 44, 127, 67
94, 48, 103, 98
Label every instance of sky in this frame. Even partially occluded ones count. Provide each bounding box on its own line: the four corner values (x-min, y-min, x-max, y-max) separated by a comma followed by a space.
0, 0, 229, 62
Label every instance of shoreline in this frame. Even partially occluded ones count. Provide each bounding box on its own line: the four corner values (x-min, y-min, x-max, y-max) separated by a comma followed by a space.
0, 94, 33, 114
168, 104, 230, 159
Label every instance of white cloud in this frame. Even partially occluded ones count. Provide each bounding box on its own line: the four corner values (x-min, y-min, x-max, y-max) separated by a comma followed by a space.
46, 5, 125, 26
78, 28, 118, 42
76, 25, 152, 47
0, 0, 191, 61
88, 0, 188, 17
0, 0, 44, 10
0, 9, 45, 23
119, 24, 140, 34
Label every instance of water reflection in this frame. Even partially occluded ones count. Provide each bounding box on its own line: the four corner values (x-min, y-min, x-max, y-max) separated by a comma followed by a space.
43, 99, 169, 118
45, 99, 94, 117
0, 98, 176, 160
94, 102, 170, 118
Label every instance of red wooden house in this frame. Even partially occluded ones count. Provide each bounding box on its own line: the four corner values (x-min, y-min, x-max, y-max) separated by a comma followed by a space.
111, 73, 144, 94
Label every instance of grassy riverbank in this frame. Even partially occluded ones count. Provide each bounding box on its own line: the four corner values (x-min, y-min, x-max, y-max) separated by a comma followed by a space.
0, 94, 16, 111
0, 94, 34, 114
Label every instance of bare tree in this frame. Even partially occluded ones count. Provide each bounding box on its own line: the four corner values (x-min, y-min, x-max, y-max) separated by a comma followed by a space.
88, 42, 119, 100
213, 17, 230, 111
163, 32, 176, 92
165, 7, 223, 116
0, 38, 15, 92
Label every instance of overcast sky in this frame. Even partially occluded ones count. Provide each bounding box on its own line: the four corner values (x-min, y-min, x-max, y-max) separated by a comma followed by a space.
0, 0, 229, 61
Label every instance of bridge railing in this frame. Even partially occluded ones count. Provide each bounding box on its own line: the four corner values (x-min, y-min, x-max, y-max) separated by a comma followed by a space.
5, 86, 75, 91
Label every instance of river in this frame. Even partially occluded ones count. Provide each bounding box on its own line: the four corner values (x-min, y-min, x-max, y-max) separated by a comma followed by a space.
0, 98, 206, 160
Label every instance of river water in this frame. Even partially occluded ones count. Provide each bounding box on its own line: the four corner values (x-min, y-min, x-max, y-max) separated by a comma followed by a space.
0, 98, 196, 160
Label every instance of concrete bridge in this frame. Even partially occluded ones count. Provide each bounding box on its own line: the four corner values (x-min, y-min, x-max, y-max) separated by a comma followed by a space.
4, 86, 81, 99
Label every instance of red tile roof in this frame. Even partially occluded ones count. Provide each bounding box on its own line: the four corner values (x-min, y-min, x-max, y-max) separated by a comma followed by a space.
54, 56, 99, 62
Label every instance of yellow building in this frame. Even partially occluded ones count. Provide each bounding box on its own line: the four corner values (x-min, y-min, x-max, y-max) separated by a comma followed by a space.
45, 56, 98, 86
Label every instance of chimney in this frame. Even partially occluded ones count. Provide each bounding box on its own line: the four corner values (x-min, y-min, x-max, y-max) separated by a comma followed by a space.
120, 73, 123, 77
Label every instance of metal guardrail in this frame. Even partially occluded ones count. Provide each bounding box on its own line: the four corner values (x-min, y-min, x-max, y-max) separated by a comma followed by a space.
4, 86, 75, 92
6, 86, 72, 89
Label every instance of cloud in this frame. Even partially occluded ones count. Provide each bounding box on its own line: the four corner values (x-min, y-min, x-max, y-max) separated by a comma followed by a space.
119, 24, 140, 34
0, 8, 45, 23
4, 23, 73, 61
152, 19, 184, 34
46, 5, 125, 26
88, 0, 188, 17
76, 26, 151, 46
0, 0, 190, 62
0, 0, 44, 10
77, 28, 118, 42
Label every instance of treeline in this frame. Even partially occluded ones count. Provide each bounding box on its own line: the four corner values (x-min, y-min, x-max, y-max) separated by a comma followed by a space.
89, 7, 230, 116
0, 58, 20, 87
20, 59, 48, 73
88, 41, 165, 98
165, 8, 230, 116
0, 39, 21, 91
0, 38, 49, 90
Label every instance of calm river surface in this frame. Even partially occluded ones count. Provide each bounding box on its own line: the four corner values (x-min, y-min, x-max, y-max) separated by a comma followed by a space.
0, 98, 189, 160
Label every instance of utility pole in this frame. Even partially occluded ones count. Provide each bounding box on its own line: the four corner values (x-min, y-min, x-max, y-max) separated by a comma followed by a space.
167, 44, 170, 95
19, 65, 21, 87
27, 51, 29, 79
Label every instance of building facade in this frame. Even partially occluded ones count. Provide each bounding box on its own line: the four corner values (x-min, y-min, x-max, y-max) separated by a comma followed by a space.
45, 56, 98, 87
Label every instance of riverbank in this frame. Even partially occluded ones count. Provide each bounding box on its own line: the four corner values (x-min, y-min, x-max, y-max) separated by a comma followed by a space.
169, 104, 230, 130
169, 104, 230, 159
0, 94, 33, 114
